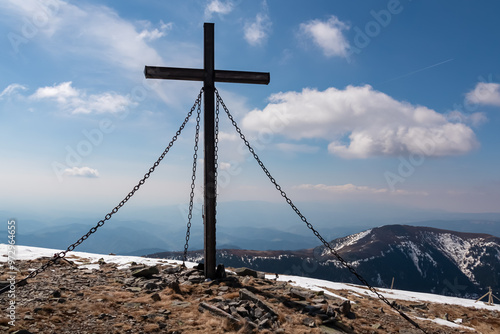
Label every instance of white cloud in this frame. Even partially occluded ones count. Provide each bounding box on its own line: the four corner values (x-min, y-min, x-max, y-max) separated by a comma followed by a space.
63, 166, 99, 178
0, 84, 27, 99
138, 21, 173, 42
296, 183, 428, 196
242, 85, 479, 159
2, 1, 203, 106
218, 131, 239, 142
244, 12, 272, 46
30, 81, 79, 103
446, 110, 487, 127
205, 0, 234, 18
3, 0, 163, 71
31, 81, 134, 114
299, 16, 350, 58
466, 82, 500, 107
219, 161, 232, 170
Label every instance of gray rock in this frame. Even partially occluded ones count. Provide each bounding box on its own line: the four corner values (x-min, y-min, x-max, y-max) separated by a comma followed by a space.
234, 267, 258, 278
399, 330, 422, 334
132, 266, 159, 278
171, 300, 191, 308
163, 265, 182, 274
218, 285, 229, 292
290, 287, 315, 300
144, 282, 158, 290
236, 306, 249, 317
198, 302, 241, 324
216, 264, 227, 279
239, 288, 277, 317
410, 303, 428, 310
188, 275, 205, 283
258, 318, 271, 329
318, 325, 344, 334
339, 300, 351, 315
312, 297, 327, 304
254, 307, 264, 319
326, 305, 336, 317
302, 317, 316, 327
124, 302, 142, 308
305, 304, 322, 315
122, 277, 136, 286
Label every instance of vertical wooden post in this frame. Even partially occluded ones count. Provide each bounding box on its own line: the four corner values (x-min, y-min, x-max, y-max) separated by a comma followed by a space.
203, 23, 217, 279
144, 23, 269, 280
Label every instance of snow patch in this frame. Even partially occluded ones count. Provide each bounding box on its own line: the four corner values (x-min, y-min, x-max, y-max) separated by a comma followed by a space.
416, 317, 476, 331
270, 274, 500, 312
325, 229, 372, 256
0, 244, 198, 270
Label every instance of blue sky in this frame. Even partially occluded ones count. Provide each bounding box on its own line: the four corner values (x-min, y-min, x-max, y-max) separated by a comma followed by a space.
1, 0, 500, 227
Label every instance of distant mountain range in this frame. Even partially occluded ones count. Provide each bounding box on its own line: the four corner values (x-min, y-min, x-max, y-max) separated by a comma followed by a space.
150, 224, 500, 300
1, 208, 499, 256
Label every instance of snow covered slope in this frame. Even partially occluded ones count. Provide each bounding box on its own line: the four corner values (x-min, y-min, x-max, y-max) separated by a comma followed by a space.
322, 225, 500, 297
2, 243, 498, 313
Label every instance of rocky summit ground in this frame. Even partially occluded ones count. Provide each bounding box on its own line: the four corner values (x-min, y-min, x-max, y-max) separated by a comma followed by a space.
1, 256, 499, 334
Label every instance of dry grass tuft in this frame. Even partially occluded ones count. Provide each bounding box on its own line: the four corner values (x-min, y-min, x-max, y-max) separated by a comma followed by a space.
221, 317, 241, 332
50, 315, 63, 323
221, 292, 240, 300
169, 293, 185, 301
113, 322, 133, 331
236, 321, 256, 334
143, 323, 160, 332
36, 305, 55, 315
277, 312, 287, 324
180, 284, 196, 295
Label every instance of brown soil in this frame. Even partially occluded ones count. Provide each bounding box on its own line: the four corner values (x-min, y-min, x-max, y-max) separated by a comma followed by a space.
1, 257, 499, 334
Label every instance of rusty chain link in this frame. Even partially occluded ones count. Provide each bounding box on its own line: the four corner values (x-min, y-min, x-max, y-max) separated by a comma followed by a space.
0, 88, 204, 296
215, 89, 428, 334
183, 92, 203, 264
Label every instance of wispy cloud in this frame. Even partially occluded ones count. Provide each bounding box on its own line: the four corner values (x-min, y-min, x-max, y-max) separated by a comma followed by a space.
299, 15, 350, 58
3, 1, 164, 71
205, 0, 234, 19
63, 166, 99, 178
30, 81, 134, 114
1, 1, 205, 106
0, 83, 27, 99
244, 2, 272, 47
466, 82, 500, 107
243, 85, 480, 159
380, 59, 454, 84
137, 21, 173, 42
296, 183, 428, 196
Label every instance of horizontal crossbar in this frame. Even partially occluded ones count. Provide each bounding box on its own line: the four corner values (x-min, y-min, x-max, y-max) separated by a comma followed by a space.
144, 66, 270, 85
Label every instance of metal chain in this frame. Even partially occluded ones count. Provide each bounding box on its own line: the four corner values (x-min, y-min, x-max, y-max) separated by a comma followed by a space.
183, 93, 203, 264
0, 88, 204, 296
214, 94, 220, 213
215, 90, 428, 334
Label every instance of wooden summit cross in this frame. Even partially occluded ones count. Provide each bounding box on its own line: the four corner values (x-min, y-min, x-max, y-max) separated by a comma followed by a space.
144, 23, 270, 279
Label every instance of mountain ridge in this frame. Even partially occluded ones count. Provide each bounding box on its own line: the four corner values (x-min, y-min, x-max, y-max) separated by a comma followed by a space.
149, 224, 500, 300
